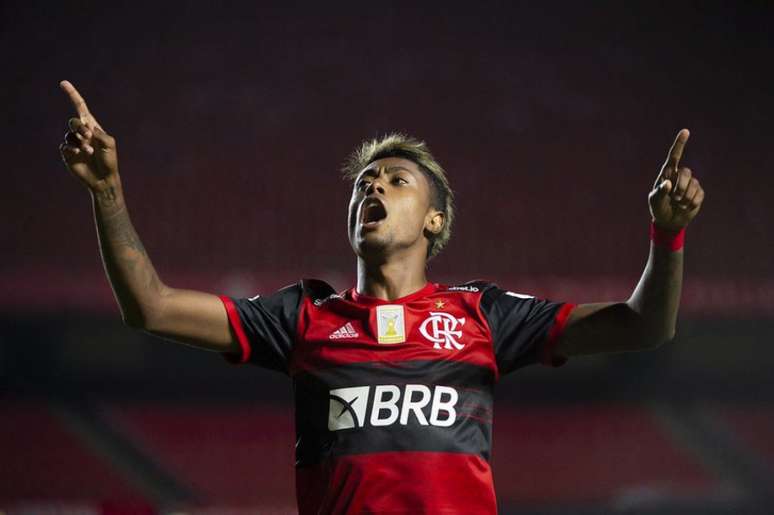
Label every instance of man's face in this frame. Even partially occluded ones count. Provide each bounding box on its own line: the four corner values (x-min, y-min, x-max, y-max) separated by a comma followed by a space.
347, 157, 442, 260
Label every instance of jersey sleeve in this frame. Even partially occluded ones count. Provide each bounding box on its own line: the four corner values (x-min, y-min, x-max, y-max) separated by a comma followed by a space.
478, 283, 576, 375
217, 281, 303, 374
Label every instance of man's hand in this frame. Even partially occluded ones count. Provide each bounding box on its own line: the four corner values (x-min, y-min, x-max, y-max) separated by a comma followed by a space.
648, 128, 705, 232
58, 80, 119, 192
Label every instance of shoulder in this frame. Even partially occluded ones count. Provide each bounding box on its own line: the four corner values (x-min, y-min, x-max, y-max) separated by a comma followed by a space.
249, 278, 337, 307
438, 279, 503, 300
433, 280, 504, 316
438, 280, 544, 320
298, 278, 342, 307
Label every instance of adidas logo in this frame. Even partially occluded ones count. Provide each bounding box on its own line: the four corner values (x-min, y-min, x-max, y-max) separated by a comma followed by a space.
329, 322, 359, 340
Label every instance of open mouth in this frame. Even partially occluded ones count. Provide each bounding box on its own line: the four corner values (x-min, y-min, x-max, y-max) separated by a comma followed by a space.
360, 198, 387, 228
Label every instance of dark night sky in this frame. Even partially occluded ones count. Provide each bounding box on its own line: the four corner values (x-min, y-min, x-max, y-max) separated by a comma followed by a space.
2, 1, 772, 313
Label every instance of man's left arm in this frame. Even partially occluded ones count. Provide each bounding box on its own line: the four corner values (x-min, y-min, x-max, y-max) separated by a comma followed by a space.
554, 128, 705, 358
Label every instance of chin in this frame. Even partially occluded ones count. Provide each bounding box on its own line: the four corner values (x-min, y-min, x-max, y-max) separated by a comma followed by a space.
354, 236, 391, 261
357, 240, 388, 257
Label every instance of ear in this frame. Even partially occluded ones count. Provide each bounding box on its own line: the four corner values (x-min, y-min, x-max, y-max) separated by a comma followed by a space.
425, 209, 445, 235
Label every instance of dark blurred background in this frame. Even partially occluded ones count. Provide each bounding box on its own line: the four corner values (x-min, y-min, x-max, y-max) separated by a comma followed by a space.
2, 1, 773, 514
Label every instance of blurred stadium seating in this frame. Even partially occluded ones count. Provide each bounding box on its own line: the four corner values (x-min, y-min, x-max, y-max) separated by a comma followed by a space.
3, 312, 774, 513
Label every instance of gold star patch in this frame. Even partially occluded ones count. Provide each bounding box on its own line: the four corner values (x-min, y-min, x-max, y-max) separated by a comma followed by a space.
434, 300, 446, 309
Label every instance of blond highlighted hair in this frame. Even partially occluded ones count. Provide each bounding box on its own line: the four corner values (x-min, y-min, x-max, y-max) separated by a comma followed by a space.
342, 133, 454, 260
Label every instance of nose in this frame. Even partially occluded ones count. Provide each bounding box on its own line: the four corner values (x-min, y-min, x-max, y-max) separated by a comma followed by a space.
365, 177, 386, 196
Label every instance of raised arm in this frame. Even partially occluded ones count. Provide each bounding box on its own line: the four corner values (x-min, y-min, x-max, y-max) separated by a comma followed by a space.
553, 128, 705, 358
58, 80, 238, 353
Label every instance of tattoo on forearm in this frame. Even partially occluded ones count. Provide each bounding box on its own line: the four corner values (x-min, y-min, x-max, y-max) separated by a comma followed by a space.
103, 207, 147, 256
89, 180, 164, 324
95, 198, 160, 312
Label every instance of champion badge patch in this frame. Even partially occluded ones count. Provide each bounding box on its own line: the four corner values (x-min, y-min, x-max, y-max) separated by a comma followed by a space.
376, 304, 406, 344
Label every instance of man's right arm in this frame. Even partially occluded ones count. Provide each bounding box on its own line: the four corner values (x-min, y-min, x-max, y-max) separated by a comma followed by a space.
60, 80, 238, 354
92, 182, 238, 352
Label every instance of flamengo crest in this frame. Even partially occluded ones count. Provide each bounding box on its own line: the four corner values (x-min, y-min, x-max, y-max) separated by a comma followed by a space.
420, 312, 466, 350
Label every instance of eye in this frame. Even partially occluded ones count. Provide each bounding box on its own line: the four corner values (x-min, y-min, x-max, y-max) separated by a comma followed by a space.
356, 179, 370, 190
393, 177, 408, 185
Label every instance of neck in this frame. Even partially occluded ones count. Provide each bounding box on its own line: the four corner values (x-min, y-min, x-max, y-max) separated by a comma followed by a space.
356, 247, 429, 301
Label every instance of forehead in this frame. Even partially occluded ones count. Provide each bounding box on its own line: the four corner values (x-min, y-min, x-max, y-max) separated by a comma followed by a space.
356, 156, 427, 183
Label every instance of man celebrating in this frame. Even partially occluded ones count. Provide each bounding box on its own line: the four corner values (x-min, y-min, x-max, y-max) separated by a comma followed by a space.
59, 79, 704, 514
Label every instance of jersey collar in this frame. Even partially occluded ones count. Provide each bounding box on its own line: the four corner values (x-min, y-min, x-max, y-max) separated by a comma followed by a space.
346, 281, 438, 306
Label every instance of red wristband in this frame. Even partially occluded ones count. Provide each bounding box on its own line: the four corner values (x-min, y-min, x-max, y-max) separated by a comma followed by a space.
650, 220, 685, 251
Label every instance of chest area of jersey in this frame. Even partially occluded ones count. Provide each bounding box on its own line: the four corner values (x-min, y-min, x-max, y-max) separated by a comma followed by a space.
318, 297, 485, 346
292, 294, 495, 375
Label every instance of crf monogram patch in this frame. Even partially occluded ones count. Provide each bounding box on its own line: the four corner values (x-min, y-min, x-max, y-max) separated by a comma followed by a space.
420, 312, 466, 350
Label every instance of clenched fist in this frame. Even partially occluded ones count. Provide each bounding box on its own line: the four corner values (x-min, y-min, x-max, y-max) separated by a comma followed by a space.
648, 128, 705, 232
58, 80, 119, 193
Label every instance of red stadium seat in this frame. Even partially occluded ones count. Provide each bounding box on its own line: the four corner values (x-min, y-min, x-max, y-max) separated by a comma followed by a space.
107, 402, 297, 511
491, 404, 718, 505
0, 399, 149, 505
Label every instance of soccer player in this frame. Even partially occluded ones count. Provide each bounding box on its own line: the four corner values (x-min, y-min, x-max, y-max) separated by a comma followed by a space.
59, 79, 704, 514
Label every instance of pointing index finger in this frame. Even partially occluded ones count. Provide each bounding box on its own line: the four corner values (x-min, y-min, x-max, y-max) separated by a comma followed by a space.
663, 128, 690, 176
59, 80, 91, 121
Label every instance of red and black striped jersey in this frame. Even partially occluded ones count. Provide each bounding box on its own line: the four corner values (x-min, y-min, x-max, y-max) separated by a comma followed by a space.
218, 279, 575, 514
